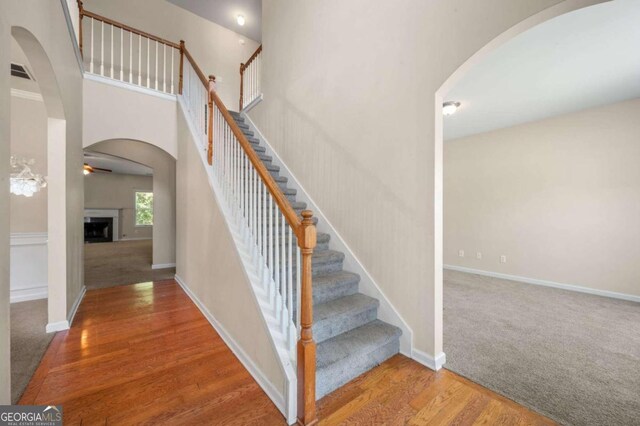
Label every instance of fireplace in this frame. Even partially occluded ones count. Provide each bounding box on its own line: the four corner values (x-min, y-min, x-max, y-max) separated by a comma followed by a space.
84, 217, 113, 243
84, 209, 120, 243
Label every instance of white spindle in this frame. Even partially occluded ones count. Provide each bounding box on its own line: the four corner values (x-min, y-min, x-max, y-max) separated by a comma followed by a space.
89, 18, 94, 74
110, 24, 114, 78
171, 48, 174, 94
120, 27, 123, 81
163, 44, 166, 93
155, 41, 159, 90
138, 35, 142, 85
129, 31, 132, 83
100, 21, 104, 76
147, 38, 150, 88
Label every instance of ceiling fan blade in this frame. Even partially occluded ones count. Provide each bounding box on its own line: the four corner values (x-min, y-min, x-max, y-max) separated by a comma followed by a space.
93, 167, 113, 172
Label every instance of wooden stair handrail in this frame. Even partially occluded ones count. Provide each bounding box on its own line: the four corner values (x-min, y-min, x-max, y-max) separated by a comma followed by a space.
240, 45, 263, 72
80, 9, 181, 50
182, 45, 210, 87
208, 86, 304, 236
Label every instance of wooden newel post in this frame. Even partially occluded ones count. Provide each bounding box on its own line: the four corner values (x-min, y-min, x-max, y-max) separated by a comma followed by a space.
178, 40, 185, 95
297, 210, 318, 426
239, 63, 244, 111
207, 75, 215, 165
77, 1, 84, 57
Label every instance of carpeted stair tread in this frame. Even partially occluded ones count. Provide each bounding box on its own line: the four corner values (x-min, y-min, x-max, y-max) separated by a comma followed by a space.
313, 294, 379, 343
312, 271, 360, 305
316, 320, 402, 398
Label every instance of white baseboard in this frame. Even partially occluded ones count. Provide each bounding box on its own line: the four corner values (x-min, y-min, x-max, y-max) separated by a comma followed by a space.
120, 237, 152, 241
174, 274, 287, 417
412, 349, 447, 371
46, 285, 86, 333
241, 112, 414, 355
241, 93, 263, 113
67, 285, 86, 327
10, 285, 48, 303
444, 264, 640, 303
152, 263, 176, 270
46, 320, 69, 333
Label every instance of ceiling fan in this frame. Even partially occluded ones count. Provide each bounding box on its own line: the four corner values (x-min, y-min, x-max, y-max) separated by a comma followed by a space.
83, 163, 112, 175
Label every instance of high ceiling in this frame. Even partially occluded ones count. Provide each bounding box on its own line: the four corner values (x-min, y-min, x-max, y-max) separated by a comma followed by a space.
444, 0, 640, 141
84, 151, 153, 176
167, 0, 261, 42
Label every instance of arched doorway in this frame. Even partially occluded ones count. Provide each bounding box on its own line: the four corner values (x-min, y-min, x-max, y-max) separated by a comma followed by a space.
82, 139, 177, 290
434, 1, 639, 424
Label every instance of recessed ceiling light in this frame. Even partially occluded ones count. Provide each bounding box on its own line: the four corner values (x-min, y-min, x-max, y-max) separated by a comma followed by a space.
443, 101, 461, 116
237, 15, 245, 26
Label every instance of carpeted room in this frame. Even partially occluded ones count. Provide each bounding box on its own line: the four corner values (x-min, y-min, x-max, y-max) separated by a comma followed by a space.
441, 2, 640, 425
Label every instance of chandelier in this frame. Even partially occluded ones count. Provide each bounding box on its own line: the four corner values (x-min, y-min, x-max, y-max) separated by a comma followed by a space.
9, 156, 47, 197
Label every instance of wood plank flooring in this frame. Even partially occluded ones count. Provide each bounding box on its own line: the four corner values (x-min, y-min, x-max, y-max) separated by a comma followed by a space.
21, 279, 554, 425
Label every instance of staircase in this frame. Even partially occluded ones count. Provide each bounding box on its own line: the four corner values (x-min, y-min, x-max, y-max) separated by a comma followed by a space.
229, 111, 402, 399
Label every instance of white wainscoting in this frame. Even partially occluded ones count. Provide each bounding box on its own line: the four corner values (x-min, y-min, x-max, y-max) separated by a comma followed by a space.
10, 233, 48, 303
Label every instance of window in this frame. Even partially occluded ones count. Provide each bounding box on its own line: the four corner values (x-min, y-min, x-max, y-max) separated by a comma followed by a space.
135, 191, 153, 226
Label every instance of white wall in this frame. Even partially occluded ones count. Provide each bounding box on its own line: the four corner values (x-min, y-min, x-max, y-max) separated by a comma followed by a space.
84, 173, 153, 240
83, 78, 178, 158
87, 140, 176, 266
82, 0, 260, 109
248, 0, 605, 361
175, 109, 286, 410
445, 98, 640, 299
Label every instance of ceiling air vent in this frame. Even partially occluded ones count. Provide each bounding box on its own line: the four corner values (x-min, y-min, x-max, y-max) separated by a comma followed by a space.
10, 63, 34, 80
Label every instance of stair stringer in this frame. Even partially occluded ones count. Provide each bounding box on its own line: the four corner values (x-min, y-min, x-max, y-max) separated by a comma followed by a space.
242, 111, 414, 357
178, 98, 298, 425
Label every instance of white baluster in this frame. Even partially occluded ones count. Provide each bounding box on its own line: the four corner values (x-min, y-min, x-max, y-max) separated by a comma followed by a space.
110, 24, 114, 78
100, 21, 104, 76
155, 41, 159, 90
129, 31, 132, 83
138, 34, 142, 85
288, 221, 294, 347
120, 27, 123, 81
281, 212, 286, 332
296, 245, 301, 336
275, 196, 280, 318
89, 18, 94, 73
171, 48, 174, 94
147, 38, 150, 88
268, 193, 274, 303
163, 44, 166, 93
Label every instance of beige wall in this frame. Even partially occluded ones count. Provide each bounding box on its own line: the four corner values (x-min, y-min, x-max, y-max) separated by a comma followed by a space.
248, 0, 605, 359
88, 140, 176, 266
83, 0, 260, 109
1, 0, 84, 402
0, 7, 11, 404
10, 95, 48, 233
175, 111, 286, 402
84, 173, 153, 240
444, 98, 640, 298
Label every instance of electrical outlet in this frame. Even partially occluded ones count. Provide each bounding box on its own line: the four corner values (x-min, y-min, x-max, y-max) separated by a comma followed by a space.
500, 255, 507, 263
458, 250, 465, 258
476, 252, 482, 259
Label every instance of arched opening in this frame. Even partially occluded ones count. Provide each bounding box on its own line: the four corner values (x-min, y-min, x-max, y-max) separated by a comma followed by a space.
82, 139, 176, 290
8, 26, 67, 404
435, 1, 639, 424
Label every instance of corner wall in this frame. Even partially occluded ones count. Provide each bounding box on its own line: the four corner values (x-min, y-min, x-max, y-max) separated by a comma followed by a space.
175, 110, 286, 413
248, 0, 605, 360
445, 98, 640, 299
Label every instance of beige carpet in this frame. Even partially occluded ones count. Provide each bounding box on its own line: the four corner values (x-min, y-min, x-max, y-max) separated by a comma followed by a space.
10, 299, 53, 403
444, 269, 640, 426
84, 240, 175, 290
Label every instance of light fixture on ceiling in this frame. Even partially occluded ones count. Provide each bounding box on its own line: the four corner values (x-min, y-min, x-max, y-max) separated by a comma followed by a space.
10, 156, 47, 197
237, 15, 245, 26
443, 101, 461, 116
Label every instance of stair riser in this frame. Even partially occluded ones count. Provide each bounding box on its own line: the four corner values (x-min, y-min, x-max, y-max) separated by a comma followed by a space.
316, 338, 400, 399
314, 306, 378, 344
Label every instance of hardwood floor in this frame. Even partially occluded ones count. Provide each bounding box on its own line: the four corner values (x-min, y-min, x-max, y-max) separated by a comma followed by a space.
19, 280, 284, 425
20, 279, 554, 425
316, 355, 555, 425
